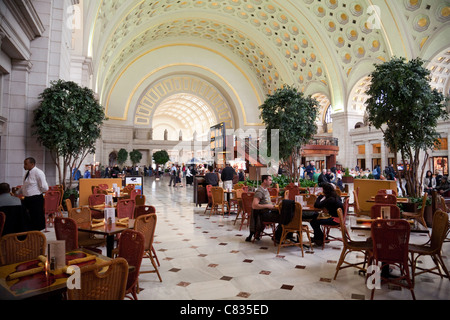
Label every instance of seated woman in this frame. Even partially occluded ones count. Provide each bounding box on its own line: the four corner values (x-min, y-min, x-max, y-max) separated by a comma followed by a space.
310, 183, 343, 246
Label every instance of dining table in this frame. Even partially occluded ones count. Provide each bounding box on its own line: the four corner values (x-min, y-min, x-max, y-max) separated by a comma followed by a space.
77, 219, 134, 257
0, 248, 111, 300
349, 215, 429, 234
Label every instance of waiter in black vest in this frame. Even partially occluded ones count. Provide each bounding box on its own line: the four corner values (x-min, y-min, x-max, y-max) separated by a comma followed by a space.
18, 157, 49, 231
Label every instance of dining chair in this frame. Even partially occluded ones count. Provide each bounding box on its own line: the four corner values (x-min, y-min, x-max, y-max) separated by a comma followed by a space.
236, 192, 254, 231
134, 213, 162, 282
377, 189, 398, 196
348, 186, 359, 213
0, 211, 5, 237
285, 185, 300, 201
98, 184, 109, 190
210, 187, 229, 216
88, 194, 106, 219
117, 229, 145, 300
333, 208, 372, 280
369, 219, 415, 300
304, 194, 317, 207
0, 231, 46, 265
44, 190, 63, 232
65, 198, 73, 213
67, 257, 129, 300
135, 205, 156, 218
130, 188, 141, 200
68, 207, 106, 250
409, 209, 450, 284
370, 204, 400, 219
436, 195, 450, 243
229, 188, 244, 215
267, 187, 279, 203
277, 201, 312, 257
352, 189, 362, 215
117, 199, 136, 219
321, 197, 350, 249
54, 217, 79, 251
402, 193, 428, 228
134, 194, 146, 207
203, 185, 213, 214
374, 194, 397, 205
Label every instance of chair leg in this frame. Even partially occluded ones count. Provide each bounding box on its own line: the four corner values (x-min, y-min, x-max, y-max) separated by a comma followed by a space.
151, 246, 160, 267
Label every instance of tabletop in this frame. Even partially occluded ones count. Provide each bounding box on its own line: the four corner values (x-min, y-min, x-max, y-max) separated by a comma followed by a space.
77, 219, 134, 236
349, 215, 429, 234
0, 248, 110, 300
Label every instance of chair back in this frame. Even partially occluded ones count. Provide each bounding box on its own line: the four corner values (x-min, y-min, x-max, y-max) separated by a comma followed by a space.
118, 229, 145, 294
285, 185, 299, 201
371, 219, 410, 265
233, 188, 245, 199
0, 231, 46, 265
98, 184, 108, 190
241, 192, 254, 216
377, 189, 398, 196
117, 199, 136, 219
135, 205, 156, 218
233, 184, 245, 190
69, 207, 92, 224
304, 194, 317, 207
374, 194, 397, 205
336, 208, 351, 246
67, 258, 129, 300
0, 211, 5, 236
267, 188, 278, 197
429, 209, 449, 252
49, 185, 63, 206
89, 194, 106, 207
370, 204, 400, 219
352, 189, 361, 214
343, 197, 350, 218
55, 217, 78, 251
44, 191, 61, 212
436, 194, 449, 212
134, 213, 157, 252
65, 198, 73, 212
134, 194, 146, 207
130, 189, 141, 200
211, 187, 225, 204
280, 201, 303, 229
206, 184, 213, 198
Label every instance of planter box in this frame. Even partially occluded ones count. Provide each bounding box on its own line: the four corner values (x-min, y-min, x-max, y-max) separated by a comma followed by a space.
354, 179, 398, 212
342, 176, 354, 183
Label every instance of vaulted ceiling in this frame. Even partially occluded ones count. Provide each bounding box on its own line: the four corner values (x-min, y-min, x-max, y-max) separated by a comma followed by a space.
81, 0, 450, 133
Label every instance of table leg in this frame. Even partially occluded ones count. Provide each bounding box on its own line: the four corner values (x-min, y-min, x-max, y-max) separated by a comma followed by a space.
106, 235, 115, 257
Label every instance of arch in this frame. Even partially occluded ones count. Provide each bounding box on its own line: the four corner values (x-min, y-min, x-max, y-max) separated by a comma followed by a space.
347, 75, 372, 116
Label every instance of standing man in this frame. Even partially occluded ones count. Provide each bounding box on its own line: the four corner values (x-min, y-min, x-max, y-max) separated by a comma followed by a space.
168, 164, 177, 187
305, 160, 316, 180
18, 157, 49, 231
220, 162, 235, 190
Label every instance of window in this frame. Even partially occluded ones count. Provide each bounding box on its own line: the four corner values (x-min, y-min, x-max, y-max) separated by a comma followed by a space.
324, 105, 332, 124
357, 145, 365, 154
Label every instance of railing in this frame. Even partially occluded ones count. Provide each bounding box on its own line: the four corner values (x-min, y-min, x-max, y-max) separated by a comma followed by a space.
308, 137, 339, 147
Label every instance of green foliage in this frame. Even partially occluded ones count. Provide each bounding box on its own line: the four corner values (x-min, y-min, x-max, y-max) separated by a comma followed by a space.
153, 150, 170, 165
130, 149, 143, 166
33, 79, 106, 188
365, 57, 448, 196
259, 85, 319, 164
117, 148, 128, 165
344, 168, 350, 177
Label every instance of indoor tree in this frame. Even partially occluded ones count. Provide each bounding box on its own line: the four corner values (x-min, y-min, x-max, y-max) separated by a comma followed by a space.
259, 84, 319, 181
117, 148, 128, 167
130, 149, 143, 166
153, 150, 170, 177
365, 57, 448, 197
33, 79, 106, 190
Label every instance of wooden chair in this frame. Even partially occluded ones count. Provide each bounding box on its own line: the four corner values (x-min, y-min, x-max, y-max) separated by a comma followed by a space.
203, 185, 213, 214
304, 194, 317, 207
0, 231, 46, 265
436, 195, 450, 242
210, 187, 229, 216
44, 190, 63, 232
321, 197, 349, 249
277, 201, 312, 257
54, 217, 79, 251
135, 205, 156, 218
267, 187, 279, 203
88, 194, 106, 219
134, 194, 146, 207
284, 185, 299, 201
98, 184, 108, 190
118, 229, 145, 300
236, 192, 254, 231
377, 189, 398, 196
65, 198, 73, 213
117, 199, 136, 219
402, 193, 428, 228
369, 219, 415, 300
348, 186, 359, 213
409, 209, 450, 284
68, 207, 106, 250
0, 211, 5, 237
134, 213, 162, 282
67, 257, 129, 300
374, 194, 397, 205
229, 188, 244, 215
130, 188, 141, 200
370, 204, 400, 219
333, 208, 372, 280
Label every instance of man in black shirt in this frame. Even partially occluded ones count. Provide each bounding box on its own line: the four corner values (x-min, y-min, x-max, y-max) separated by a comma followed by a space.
221, 163, 235, 190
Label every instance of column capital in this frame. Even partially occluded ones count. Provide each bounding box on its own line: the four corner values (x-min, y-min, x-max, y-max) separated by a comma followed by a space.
11, 59, 33, 72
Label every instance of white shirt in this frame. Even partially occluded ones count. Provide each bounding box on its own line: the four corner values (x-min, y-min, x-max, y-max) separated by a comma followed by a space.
21, 167, 49, 197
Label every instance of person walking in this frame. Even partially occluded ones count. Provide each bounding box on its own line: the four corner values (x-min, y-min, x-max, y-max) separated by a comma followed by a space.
18, 157, 49, 231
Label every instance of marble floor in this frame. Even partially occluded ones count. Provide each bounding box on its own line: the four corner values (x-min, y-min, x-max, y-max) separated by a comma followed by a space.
48, 177, 450, 301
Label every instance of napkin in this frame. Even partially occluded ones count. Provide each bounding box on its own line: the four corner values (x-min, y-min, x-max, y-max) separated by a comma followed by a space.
91, 221, 105, 228
7, 267, 45, 280
67, 255, 96, 266
115, 222, 129, 227
117, 217, 129, 223
92, 218, 104, 223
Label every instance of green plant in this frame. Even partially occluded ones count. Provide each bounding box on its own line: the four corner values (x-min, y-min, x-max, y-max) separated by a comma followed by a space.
118, 148, 128, 166
130, 149, 143, 166
33, 79, 106, 190
63, 188, 79, 200
153, 150, 170, 166
344, 168, 351, 177
259, 85, 319, 181
365, 57, 448, 197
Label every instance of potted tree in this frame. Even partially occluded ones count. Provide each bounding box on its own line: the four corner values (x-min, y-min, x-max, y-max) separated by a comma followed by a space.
33, 79, 106, 196
259, 85, 319, 182
117, 148, 128, 168
152, 150, 170, 180
342, 168, 354, 183
365, 57, 448, 198
130, 149, 143, 173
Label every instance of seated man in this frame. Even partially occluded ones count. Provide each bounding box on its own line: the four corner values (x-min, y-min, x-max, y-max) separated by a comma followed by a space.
435, 175, 450, 195
0, 182, 22, 207
0, 182, 29, 235
246, 175, 280, 242
204, 166, 219, 186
